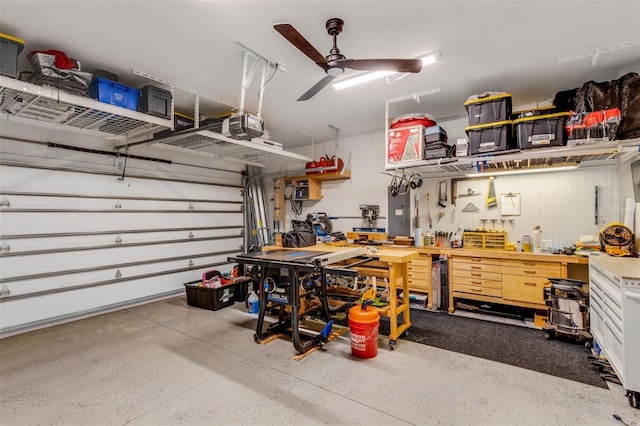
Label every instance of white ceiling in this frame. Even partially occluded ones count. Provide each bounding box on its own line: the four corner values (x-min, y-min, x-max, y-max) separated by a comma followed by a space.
1, 1, 639, 148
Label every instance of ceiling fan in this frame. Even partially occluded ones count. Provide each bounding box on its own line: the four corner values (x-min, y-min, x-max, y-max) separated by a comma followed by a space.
274, 18, 423, 101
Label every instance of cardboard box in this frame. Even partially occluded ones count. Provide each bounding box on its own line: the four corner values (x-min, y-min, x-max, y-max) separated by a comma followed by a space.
386, 125, 424, 166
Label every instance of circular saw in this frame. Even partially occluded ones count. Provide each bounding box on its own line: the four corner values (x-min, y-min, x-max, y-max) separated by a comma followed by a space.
307, 212, 333, 236
599, 222, 635, 257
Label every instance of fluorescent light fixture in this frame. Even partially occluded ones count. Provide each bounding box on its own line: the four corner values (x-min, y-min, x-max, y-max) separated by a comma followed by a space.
333, 51, 441, 91
464, 164, 578, 177
420, 51, 442, 66
333, 71, 396, 90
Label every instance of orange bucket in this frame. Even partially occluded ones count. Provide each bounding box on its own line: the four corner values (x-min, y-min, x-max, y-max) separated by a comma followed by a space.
348, 300, 380, 359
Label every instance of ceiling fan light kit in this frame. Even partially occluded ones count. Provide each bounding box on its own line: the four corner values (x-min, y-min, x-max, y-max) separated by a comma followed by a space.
275, 18, 425, 100
334, 51, 442, 91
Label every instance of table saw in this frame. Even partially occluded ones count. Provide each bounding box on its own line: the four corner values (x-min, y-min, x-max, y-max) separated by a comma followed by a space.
228, 247, 368, 354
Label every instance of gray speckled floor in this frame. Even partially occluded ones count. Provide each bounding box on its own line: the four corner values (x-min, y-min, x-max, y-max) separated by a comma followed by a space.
1, 296, 639, 426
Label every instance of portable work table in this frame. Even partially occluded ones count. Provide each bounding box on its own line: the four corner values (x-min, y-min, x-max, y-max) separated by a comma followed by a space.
347, 246, 419, 349
229, 247, 366, 354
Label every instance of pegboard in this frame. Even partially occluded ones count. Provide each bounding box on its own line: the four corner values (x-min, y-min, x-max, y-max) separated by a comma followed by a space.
414, 165, 619, 248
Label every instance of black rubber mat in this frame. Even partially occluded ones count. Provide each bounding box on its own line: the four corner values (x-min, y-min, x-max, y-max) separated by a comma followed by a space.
381, 309, 607, 388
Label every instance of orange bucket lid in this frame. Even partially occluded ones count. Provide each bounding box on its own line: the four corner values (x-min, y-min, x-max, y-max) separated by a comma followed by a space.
349, 303, 379, 322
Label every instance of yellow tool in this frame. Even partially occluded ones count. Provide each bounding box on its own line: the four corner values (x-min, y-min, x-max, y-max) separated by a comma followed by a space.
600, 222, 635, 256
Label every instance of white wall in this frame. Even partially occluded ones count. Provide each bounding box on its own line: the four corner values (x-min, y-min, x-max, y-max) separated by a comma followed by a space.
264, 129, 629, 249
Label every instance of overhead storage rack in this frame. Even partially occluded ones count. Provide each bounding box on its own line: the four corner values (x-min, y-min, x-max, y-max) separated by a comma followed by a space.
0, 76, 312, 168
144, 130, 312, 168
0, 76, 169, 139
385, 138, 640, 178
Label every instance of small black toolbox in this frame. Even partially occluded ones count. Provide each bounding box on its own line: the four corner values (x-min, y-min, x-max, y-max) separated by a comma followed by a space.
139, 85, 172, 118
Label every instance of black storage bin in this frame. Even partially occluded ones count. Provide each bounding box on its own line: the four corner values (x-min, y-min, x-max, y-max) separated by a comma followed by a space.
153, 112, 194, 139
510, 106, 557, 120
184, 280, 236, 311
0, 33, 25, 78
139, 85, 172, 118
464, 120, 515, 155
464, 92, 512, 125
514, 112, 570, 149
424, 125, 448, 144
234, 279, 253, 303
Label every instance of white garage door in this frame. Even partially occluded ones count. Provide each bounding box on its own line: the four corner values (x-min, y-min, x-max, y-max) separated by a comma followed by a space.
0, 138, 244, 336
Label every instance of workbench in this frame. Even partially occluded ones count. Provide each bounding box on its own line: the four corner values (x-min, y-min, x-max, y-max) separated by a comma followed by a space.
384, 246, 590, 313
262, 244, 419, 350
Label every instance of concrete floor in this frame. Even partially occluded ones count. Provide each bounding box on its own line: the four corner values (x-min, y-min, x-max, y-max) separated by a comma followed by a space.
1, 296, 639, 426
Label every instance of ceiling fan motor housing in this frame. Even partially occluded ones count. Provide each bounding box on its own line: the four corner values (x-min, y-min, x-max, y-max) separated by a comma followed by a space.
325, 18, 345, 76
325, 18, 344, 36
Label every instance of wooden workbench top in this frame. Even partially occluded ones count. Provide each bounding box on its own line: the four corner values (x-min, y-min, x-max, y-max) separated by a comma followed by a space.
266, 244, 419, 264
589, 253, 640, 280
363, 245, 590, 265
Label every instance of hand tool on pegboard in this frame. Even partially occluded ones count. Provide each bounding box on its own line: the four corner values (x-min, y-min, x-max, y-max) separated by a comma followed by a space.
594, 186, 599, 225
427, 192, 433, 229
413, 193, 419, 228
438, 181, 448, 207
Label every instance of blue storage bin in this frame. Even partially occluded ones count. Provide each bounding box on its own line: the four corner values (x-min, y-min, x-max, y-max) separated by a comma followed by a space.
89, 77, 139, 111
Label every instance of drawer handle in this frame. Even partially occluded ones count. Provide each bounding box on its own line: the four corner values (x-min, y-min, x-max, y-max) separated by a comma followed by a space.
523, 270, 537, 274
471, 287, 482, 292
625, 291, 640, 302
471, 257, 482, 262
470, 266, 481, 270
524, 282, 537, 286
471, 280, 482, 285
471, 273, 481, 277
523, 261, 536, 266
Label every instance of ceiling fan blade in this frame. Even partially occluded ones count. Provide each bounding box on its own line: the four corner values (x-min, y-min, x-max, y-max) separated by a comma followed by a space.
274, 23, 327, 70
297, 75, 336, 101
340, 58, 423, 73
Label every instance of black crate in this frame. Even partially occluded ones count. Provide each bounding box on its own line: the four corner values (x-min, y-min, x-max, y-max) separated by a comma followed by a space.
465, 120, 515, 155
139, 85, 172, 118
234, 279, 256, 303
465, 93, 512, 125
514, 112, 570, 149
510, 106, 557, 120
184, 280, 236, 311
424, 125, 448, 144
0, 34, 25, 78
153, 112, 194, 139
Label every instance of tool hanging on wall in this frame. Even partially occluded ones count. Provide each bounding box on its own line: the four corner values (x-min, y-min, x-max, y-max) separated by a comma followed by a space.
486, 177, 497, 208
456, 188, 480, 198
427, 192, 433, 229
438, 181, 448, 207
595, 186, 599, 225
414, 194, 420, 228
462, 202, 480, 212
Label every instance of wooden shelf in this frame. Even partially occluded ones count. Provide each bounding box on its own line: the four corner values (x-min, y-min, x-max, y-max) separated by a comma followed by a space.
286, 171, 351, 181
